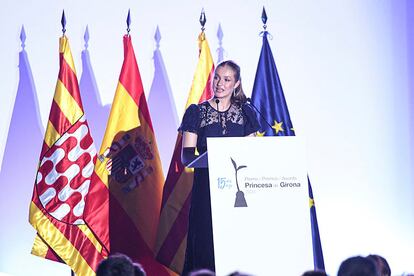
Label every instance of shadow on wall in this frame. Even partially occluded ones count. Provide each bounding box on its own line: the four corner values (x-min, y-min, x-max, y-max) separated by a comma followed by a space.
407, 0, 414, 147
148, 26, 179, 176
0, 26, 44, 269
80, 26, 111, 148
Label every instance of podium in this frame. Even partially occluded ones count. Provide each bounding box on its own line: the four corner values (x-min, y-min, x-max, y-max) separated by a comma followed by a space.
206, 136, 313, 276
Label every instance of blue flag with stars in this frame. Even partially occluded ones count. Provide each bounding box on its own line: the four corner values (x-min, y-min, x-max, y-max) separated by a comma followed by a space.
250, 32, 294, 136
251, 31, 325, 271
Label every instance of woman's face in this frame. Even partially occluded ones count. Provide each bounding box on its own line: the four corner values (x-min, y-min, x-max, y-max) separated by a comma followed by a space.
213, 65, 240, 100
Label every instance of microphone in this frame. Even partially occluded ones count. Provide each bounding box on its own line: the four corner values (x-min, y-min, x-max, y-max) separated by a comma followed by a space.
215, 98, 222, 134
246, 97, 273, 130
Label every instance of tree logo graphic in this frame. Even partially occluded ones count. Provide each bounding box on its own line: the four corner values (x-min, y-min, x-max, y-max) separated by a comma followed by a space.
230, 157, 248, 207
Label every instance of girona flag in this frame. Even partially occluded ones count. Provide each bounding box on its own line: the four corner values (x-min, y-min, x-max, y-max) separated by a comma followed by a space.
29, 35, 107, 276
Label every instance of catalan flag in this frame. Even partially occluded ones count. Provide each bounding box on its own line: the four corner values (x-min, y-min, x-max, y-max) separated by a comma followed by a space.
155, 31, 214, 274
29, 35, 107, 276
251, 30, 325, 270
85, 34, 173, 276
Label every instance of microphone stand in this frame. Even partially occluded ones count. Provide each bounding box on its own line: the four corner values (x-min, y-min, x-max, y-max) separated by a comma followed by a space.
246, 98, 273, 130
215, 98, 222, 135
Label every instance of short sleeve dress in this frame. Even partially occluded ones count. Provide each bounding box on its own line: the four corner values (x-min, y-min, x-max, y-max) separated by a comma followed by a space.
179, 101, 260, 274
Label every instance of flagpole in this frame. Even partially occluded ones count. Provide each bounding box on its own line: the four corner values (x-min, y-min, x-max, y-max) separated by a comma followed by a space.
62, 10, 75, 276
61, 10, 90, 276
61, 10, 66, 36
261, 6, 267, 31
199, 8, 206, 31
126, 9, 131, 35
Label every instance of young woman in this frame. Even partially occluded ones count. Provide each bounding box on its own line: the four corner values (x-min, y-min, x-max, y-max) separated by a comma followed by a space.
179, 60, 260, 274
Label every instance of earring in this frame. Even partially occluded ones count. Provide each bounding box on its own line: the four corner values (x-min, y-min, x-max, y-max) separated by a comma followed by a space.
233, 88, 237, 97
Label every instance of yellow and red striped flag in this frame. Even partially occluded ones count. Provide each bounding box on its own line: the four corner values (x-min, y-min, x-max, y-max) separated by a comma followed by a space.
85, 34, 174, 276
155, 31, 214, 274
29, 35, 107, 276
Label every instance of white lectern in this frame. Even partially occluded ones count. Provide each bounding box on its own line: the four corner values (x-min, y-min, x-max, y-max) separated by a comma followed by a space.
207, 136, 313, 276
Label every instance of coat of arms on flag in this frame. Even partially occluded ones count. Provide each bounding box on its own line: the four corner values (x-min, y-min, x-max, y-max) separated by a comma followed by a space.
100, 130, 156, 193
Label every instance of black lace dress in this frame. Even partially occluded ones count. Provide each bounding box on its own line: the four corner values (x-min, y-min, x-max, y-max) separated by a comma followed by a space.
179, 101, 260, 275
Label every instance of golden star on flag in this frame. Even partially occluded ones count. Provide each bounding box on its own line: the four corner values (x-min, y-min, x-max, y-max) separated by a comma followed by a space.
309, 198, 315, 208
271, 120, 284, 134
256, 131, 265, 137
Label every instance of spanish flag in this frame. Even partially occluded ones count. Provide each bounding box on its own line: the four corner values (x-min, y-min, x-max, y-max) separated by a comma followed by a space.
155, 31, 214, 274
29, 35, 107, 276
85, 34, 173, 275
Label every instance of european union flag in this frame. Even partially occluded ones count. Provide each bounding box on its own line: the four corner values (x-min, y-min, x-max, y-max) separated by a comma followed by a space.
251, 31, 294, 137
251, 31, 325, 271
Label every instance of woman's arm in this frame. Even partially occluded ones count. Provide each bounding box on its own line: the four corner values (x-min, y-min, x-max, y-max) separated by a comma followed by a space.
181, 131, 198, 166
